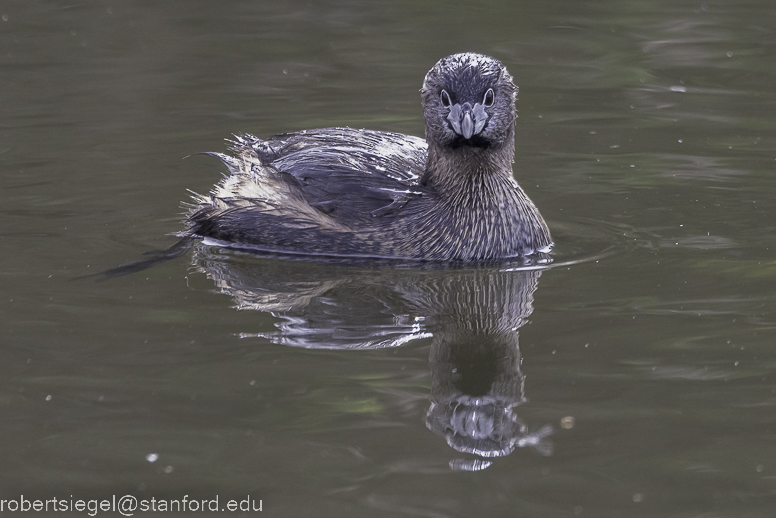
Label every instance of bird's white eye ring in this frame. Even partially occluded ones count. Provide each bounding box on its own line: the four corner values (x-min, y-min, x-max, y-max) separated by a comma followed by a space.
483, 88, 494, 107
440, 90, 452, 107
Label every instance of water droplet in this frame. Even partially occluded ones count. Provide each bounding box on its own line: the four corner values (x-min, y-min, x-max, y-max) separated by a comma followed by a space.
45, 395, 52, 401
633, 493, 644, 503
726, 51, 733, 57
146, 453, 159, 463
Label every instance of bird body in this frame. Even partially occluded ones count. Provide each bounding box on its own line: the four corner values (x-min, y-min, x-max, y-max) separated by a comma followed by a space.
183, 53, 552, 262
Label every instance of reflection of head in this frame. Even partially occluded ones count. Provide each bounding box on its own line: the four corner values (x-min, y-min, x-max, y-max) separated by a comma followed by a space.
426, 330, 527, 459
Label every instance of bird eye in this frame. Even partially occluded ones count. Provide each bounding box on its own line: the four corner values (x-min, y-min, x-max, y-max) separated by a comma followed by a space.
483, 88, 495, 107
440, 90, 451, 107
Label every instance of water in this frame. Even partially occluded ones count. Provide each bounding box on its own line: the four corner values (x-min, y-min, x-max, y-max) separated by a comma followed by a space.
2, 0, 776, 516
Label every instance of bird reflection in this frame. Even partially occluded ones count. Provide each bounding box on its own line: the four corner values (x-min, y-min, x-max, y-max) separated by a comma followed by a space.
191, 244, 554, 470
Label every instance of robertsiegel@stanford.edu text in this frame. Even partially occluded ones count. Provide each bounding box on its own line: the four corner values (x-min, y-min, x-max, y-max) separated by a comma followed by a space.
0, 495, 263, 515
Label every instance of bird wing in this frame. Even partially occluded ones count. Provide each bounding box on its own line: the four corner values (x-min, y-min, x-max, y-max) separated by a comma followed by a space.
236, 128, 428, 226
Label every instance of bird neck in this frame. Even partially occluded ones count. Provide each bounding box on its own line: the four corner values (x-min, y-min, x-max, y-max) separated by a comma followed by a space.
422, 137, 516, 204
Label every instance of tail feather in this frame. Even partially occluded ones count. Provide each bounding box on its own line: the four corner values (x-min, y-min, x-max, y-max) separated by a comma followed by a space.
74, 237, 196, 282
199, 151, 242, 175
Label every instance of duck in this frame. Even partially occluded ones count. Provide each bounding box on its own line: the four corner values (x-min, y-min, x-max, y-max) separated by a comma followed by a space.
182, 53, 552, 263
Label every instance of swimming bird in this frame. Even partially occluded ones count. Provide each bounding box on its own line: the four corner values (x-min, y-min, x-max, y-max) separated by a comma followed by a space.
182, 53, 552, 262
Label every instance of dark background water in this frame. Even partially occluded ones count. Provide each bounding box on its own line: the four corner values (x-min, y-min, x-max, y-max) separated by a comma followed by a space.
2, 0, 776, 516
